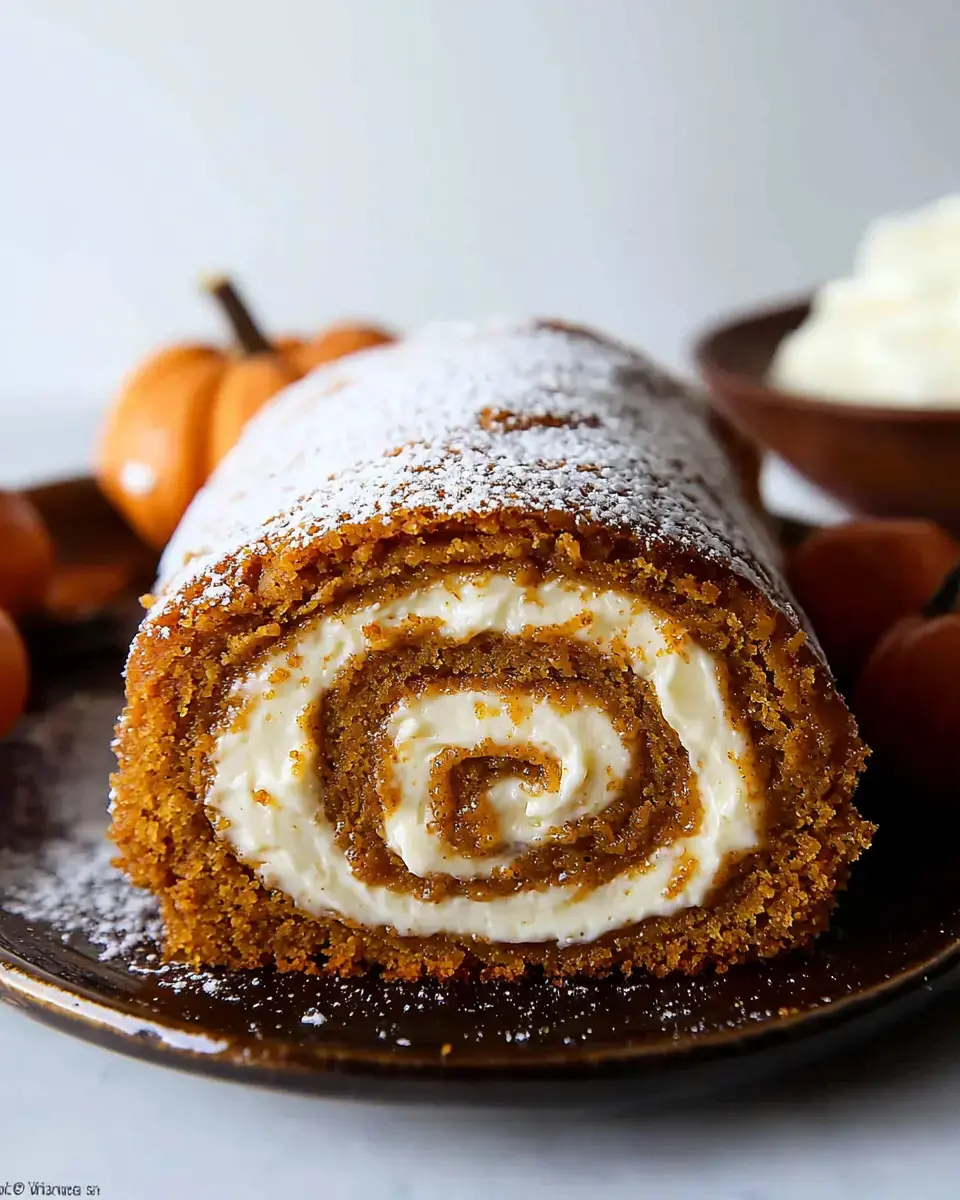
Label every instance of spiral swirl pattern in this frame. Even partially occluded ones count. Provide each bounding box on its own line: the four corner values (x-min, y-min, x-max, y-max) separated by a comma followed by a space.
206, 572, 760, 945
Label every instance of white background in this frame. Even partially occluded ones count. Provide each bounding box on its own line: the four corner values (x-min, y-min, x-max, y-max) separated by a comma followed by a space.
2, 0, 960, 412
2, 1, 960, 1194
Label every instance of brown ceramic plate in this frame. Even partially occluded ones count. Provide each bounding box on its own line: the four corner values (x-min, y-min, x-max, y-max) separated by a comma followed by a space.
0, 481, 959, 1106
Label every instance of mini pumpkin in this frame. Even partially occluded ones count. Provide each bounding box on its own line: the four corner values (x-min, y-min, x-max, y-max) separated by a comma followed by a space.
854, 561, 960, 791
787, 519, 960, 683
0, 490, 55, 616
96, 277, 394, 549
0, 607, 28, 737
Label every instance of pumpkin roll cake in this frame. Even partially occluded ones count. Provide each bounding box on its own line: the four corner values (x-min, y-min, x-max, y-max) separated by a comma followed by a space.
110, 321, 872, 979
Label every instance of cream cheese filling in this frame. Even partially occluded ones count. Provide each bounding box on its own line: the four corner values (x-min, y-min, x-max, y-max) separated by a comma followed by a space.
206, 573, 760, 944
383, 689, 632, 880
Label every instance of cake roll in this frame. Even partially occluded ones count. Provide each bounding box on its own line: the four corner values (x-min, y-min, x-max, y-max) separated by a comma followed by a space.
110, 321, 872, 979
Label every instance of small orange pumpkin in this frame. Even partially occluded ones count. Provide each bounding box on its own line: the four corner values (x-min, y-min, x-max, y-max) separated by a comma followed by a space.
854, 561, 960, 791
96, 277, 394, 549
0, 490, 55, 616
0, 607, 28, 737
787, 519, 960, 683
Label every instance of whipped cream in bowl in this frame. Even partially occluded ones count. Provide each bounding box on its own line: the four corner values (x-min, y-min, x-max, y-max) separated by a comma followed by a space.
770, 195, 960, 408
694, 195, 960, 531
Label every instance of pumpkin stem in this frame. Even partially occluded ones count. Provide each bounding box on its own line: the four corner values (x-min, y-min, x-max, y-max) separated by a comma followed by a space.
203, 276, 273, 356
923, 559, 960, 618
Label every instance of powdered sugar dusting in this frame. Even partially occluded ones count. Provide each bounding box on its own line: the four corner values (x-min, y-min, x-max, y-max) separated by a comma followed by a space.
1, 837, 162, 960
0, 692, 163, 961
153, 321, 790, 623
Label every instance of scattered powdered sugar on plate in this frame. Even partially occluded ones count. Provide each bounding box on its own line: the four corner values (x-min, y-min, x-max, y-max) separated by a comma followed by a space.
0, 690, 163, 961
1, 837, 162, 961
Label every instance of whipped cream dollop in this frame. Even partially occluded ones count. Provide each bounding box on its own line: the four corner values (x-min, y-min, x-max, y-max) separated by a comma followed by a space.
770, 194, 960, 405
205, 573, 759, 945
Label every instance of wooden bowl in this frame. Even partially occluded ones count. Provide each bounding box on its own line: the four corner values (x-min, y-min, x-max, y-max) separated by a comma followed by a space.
693, 299, 960, 533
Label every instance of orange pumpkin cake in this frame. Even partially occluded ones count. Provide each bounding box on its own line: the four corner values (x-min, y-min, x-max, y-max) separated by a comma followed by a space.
109, 321, 872, 979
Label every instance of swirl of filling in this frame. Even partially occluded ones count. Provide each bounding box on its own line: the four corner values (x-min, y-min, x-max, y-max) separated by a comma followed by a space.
206, 573, 760, 944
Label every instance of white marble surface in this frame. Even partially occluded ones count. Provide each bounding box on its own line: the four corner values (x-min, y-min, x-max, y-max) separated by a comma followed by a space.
1, 405, 959, 1200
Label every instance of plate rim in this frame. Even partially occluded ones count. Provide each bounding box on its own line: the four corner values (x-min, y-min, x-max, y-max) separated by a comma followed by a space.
3, 927, 960, 1090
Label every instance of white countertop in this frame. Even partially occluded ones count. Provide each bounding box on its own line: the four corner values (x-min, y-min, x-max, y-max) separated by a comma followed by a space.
1, 405, 957, 1200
